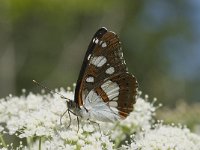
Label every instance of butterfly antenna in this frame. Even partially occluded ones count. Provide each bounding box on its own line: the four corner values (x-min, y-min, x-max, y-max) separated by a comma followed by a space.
32, 80, 71, 102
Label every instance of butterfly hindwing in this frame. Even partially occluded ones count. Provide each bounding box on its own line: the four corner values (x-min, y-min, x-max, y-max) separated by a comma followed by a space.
106, 72, 138, 118
75, 27, 138, 120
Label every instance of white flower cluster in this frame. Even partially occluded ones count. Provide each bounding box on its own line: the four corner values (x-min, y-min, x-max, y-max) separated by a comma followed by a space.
105, 94, 157, 147
0, 89, 200, 150
128, 125, 200, 150
0, 89, 114, 149
0, 92, 67, 138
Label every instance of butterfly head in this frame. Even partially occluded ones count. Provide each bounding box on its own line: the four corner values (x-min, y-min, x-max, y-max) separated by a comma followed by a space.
67, 100, 78, 110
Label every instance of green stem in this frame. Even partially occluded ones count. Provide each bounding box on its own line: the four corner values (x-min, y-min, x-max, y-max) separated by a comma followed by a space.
38, 137, 42, 150
27, 137, 34, 149
0, 134, 7, 148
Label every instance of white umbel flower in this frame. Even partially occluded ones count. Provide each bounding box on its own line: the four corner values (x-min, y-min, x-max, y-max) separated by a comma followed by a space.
0, 88, 200, 150
129, 125, 200, 150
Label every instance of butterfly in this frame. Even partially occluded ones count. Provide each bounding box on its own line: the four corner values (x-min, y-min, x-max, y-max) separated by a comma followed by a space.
64, 27, 138, 125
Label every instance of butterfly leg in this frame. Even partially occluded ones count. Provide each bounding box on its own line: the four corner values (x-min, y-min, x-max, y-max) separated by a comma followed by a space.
60, 109, 69, 125
88, 119, 102, 136
67, 109, 72, 128
77, 116, 80, 133
60, 108, 80, 132
60, 109, 73, 129
67, 109, 80, 132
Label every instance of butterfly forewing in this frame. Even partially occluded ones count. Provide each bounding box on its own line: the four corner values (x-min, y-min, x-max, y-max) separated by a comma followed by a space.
75, 28, 107, 106
75, 27, 138, 120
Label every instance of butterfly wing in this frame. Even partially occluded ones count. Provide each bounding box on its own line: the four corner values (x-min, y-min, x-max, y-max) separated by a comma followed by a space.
74, 27, 138, 121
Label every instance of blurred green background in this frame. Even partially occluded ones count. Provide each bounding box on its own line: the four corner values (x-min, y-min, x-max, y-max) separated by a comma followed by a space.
0, 0, 200, 107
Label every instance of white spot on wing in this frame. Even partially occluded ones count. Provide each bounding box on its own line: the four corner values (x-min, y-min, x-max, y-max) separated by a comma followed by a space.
108, 92, 120, 100
87, 90, 100, 103
123, 60, 126, 64
95, 38, 99, 44
91, 56, 107, 67
87, 54, 91, 60
106, 67, 115, 74
102, 42, 107, 48
119, 52, 123, 58
101, 80, 120, 100
99, 41, 103, 45
86, 76, 94, 83
113, 97, 118, 101
109, 101, 118, 107
84, 90, 103, 110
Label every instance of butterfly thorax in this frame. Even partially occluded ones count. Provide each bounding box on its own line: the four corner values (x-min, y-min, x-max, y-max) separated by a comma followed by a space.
67, 100, 91, 120
67, 100, 79, 115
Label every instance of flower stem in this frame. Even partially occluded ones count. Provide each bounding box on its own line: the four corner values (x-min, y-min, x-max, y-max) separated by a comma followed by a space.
38, 137, 42, 150
0, 134, 7, 148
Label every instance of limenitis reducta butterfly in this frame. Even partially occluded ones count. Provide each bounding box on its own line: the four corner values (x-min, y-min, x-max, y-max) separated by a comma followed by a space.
66, 27, 138, 124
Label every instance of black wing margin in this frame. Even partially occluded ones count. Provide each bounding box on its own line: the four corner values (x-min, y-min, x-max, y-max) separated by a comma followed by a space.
74, 27, 108, 106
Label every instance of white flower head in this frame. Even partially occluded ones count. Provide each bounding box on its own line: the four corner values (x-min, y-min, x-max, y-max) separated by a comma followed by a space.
128, 124, 200, 150
0, 88, 200, 150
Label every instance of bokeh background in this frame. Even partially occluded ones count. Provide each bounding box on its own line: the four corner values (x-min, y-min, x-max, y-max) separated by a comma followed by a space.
0, 0, 200, 128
